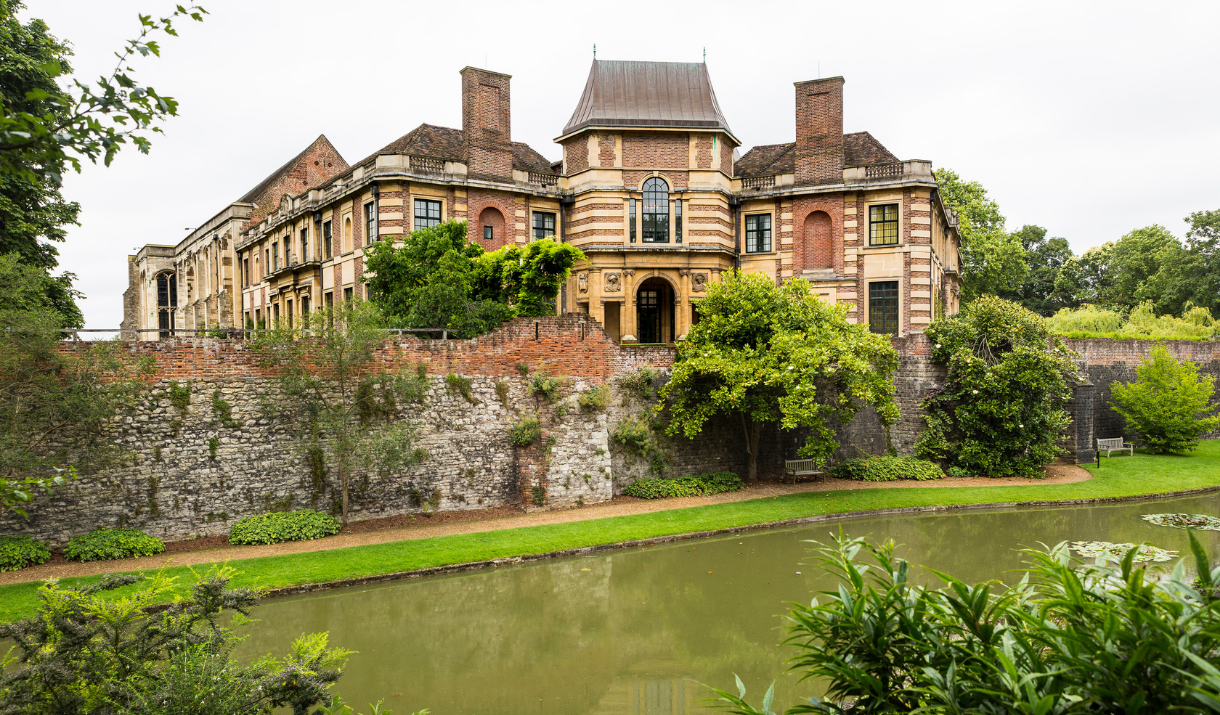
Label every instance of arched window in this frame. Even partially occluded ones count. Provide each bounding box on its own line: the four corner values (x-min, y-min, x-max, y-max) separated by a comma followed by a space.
155, 272, 176, 338
803, 211, 832, 269
641, 177, 669, 243
479, 207, 504, 243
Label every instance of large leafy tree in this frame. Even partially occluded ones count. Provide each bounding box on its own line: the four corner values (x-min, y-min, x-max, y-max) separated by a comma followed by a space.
1110, 345, 1220, 454
1053, 241, 1115, 309
934, 168, 1028, 302
1140, 209, 1220, 318
1109, 224, 1181, 310
364, 220, 583, 337
661, 272, 899, 483
917, 296, 1077, 478
998, 224, 1073, 316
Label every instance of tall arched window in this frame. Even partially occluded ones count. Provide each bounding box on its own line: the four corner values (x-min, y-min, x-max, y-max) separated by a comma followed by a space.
641, 177, 669, 243
155, 272, 176, 338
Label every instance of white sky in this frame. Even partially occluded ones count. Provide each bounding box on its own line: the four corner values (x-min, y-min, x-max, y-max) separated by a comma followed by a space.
20, 0, 1220, 328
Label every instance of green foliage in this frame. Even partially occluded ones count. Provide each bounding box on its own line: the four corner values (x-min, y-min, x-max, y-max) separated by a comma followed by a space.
1048, 301, 1218, 340
63, 527, 165, 562
708, 532, 1220, 715
253, 300, 420, 523
168, 380, 191, 414
622, 471, 743, 499
612, 415, 669, 475
662, 271, 899, 482
531, 485, 545, 507
617, 367, 658, 401
577, 384, 610, 412
0, 256, 151, 517
934, 168, 1029, 302
552, 401, 570, 419
830, 456, 945, 482
917, 296, 1077, 477
207, 436, 219, 461
363, 221, 584, 336
494, 381, 510, 404
996, 225, 1075, 316
1111, 345, 1220, 454
0, 567, 363, 715
509, 415, 542, 447
210, 388, 238, 428
528, 372, 566, 402
0, 534, 49, 571
228, 509, 342, 545
0, 3, 207, 184
445, 371, 475, 403
516, 362, 530, 377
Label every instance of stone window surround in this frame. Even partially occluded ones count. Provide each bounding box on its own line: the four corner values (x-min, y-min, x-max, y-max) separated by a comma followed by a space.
865, 200, 903, 248
743, 211, 775, 254
865, 276, 905, 335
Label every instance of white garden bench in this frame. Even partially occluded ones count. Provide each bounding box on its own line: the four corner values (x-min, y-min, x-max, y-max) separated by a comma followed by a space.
784, 459, 825, 483
1097, 437, 1134, 458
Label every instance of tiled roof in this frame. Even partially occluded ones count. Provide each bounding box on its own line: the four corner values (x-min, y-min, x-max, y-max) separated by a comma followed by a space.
735, 132, 900, 178
560, 60, 735, 140
236, 135, 344, 205
342, 123, 558, 177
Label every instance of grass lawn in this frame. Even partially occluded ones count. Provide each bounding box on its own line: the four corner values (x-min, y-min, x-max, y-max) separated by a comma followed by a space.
1, 441, 1218, 623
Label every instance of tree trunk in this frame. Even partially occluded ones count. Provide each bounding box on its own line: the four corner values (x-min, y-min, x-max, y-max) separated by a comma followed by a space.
742, 415, 763, 483
339, 462, 349, 524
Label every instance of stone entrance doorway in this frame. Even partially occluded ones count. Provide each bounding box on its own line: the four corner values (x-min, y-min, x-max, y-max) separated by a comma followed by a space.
636, 278, 673, 344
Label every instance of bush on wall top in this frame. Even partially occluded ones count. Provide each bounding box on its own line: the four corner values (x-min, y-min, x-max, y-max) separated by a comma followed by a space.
64, 528, 165, 562
228, 509, 342, 545
0, 535, 51, 571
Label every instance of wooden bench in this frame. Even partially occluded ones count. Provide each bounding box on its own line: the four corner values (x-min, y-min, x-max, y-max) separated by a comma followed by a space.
1097, 437, 1134, 458
784, 459, 825, 483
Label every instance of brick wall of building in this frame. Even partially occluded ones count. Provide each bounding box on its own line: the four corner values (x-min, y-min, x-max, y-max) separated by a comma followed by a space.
622, 133, 689, 169
564, 137, 589, 174
468, 189, 518, 250
461, 68, 513, 181
792, 195, 843, 273
794, 77, 844, 186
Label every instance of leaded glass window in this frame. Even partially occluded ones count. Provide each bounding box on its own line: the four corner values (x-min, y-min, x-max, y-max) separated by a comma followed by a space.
869, 204, 899, 246
869, 281, 899, 335
641, 178, 669, 243
533, 211, 556, 240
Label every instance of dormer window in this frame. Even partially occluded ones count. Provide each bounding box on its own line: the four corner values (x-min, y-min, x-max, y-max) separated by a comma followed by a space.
642, 177, 669, 243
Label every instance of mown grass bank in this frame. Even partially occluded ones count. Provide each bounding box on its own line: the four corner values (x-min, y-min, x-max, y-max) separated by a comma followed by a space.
2, 441, 1218, 623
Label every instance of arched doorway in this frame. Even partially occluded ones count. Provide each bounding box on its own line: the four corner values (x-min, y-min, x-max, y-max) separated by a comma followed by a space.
636, 277, 674, 344
803, 211, 833, 270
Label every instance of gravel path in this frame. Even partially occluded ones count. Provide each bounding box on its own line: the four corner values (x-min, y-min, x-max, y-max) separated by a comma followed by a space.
0, 465, 1091, 586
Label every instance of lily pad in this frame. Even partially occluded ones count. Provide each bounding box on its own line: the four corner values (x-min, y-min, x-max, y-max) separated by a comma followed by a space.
1071, 540, 1177, 563
1141, 513, 1220, 531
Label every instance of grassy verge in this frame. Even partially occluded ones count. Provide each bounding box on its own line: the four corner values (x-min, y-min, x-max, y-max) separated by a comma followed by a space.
2, 441, 1218, 623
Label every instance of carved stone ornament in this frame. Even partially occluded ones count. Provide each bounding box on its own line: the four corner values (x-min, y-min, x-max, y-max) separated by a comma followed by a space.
604, 272, 622, 293
623, 268, 636, 277
692, 272, 709, 292
577, 273, 589, 294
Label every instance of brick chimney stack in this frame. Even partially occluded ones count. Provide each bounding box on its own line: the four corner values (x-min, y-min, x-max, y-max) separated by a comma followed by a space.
794, 76, 845, 185
460, 67, 513, 181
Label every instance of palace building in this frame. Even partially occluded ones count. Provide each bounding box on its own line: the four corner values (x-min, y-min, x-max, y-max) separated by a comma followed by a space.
122, 62, 962, 342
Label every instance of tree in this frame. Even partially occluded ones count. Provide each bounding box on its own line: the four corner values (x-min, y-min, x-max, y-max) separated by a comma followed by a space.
917, 296, 1077, 478
253, 300, 426, 523
998, 224, 1074, 316
1108, 224, 1181, 310
1053, 241, 1115, 309
363, 220, 583, 337
0, 566, 411, 715
660, 272, 899, 483
1110, 345, 1220, 454
0, 254, 149, 517
709, 532, 1220, 715
1140, 209, 1220, 318
934, 168, 1028, 301
0, 2, 207, 184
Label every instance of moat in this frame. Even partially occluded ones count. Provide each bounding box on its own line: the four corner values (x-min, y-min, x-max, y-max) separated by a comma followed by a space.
235, 492, 1220, 714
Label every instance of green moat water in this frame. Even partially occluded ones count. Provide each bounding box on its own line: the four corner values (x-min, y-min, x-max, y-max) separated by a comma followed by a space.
237, 493, 1220, 714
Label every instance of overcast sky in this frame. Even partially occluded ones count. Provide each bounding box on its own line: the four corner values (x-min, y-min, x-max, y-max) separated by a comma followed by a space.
21, 0, 1220, 328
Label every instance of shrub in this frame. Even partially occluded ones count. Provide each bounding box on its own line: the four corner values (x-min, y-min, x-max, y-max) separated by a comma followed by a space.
709, 532, 1220, 715
529, 373, 566, 402
916, 296, 1077, 478
509, 415, 542, 447
228, 509, 341, 545
0, 535, 51, 571
1048, 301, 1219, 341
617, 367, 658, 401
830, 456, 945, 482
64, 528, 166, 562
494, 380, 510, 404
623, 471, 743, 499
1110, 344, 1220, 454
577, 384, 611, 412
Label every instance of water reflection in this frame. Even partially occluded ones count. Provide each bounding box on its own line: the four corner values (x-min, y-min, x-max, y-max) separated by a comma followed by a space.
236, 494, 1220, 714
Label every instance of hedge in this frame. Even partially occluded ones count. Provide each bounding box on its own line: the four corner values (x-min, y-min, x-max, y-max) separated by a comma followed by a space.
623, 471, 744, 499
831, 456, 945, 482
64, 528, 166, 562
